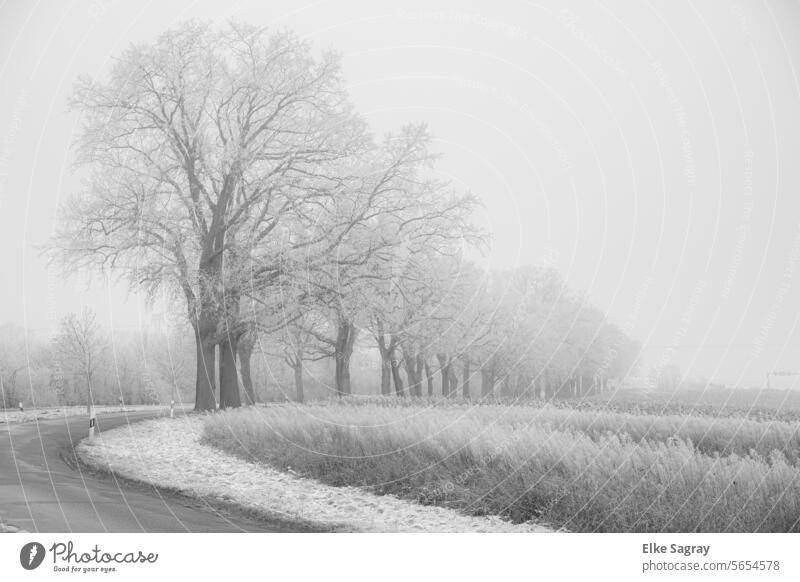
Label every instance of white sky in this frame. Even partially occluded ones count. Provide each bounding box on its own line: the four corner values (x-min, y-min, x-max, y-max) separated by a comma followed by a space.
2, 0, 800, 388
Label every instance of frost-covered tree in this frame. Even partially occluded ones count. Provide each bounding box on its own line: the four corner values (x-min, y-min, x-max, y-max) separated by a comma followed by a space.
52, 308, 103, 412
50, 22, 368, 410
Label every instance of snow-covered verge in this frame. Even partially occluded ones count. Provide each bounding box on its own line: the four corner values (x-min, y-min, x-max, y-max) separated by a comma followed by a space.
75, 416, 554, 533
0, 519, 26, 533
0, 405, 175, 425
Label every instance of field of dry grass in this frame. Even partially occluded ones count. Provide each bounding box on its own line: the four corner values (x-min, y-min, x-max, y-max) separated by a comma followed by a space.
202, 398, 800, 532
573, 387, 800, 421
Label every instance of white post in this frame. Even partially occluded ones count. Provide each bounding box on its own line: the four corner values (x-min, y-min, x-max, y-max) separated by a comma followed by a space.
88, 406, 96, 439
170, 399, 175, 419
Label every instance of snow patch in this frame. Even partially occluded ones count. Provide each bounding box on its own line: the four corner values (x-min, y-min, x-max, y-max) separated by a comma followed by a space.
76, 416, 553, 533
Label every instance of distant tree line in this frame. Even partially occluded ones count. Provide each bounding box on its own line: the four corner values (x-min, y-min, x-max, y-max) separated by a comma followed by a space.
0, 314, 196, 409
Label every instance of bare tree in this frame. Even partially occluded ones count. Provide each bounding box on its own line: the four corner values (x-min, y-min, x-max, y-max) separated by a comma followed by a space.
53, 308, 103, 412
292, 125, 480, 396
49, 22, 369, 411
451, 265, 641, 401
369, 253, 462, 398
0, 324, 29, 409
281, 321, 331, 403
253, 305, 331, 402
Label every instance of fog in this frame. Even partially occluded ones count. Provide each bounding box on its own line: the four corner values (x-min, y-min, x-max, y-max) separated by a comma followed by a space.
2, 0, 800, 388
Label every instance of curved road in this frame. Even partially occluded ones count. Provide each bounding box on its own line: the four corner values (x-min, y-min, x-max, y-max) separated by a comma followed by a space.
0, 411, 313, 532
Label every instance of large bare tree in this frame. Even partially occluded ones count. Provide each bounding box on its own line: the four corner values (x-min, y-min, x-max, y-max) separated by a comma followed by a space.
50, 22, 367, 410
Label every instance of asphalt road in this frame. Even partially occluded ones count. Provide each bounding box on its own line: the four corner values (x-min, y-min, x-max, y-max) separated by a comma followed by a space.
0, 411, 312, 532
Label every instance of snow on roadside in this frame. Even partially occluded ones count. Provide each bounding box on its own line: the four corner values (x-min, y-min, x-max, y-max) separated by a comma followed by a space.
0, 405, 173, 425
76, 416, 554, 533
0, 520, 26, 533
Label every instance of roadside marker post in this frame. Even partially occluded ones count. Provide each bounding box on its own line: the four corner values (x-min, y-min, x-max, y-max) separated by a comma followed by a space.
88, 407, 97, 439
170, 399, 175, 419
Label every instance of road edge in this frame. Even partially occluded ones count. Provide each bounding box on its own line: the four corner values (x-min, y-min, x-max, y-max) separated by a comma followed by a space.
68, 414, 342, 533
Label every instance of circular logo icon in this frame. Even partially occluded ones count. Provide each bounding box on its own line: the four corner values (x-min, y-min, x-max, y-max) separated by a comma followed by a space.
20, 542, 46, 570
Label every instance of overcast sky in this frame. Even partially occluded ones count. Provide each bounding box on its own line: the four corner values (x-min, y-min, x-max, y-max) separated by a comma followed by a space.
1, 0, 800, 388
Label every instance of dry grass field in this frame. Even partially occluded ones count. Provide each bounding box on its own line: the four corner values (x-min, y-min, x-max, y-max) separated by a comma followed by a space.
572, 387, 800, 421
202, 392, 800, 532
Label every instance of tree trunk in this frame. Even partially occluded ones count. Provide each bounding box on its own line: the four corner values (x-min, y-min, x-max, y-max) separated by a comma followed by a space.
381, 361, 391, 395
238, 332, 256, 405
219, 334, 241, 409
414, 353, 424, 397
335, 356, 345, 396
293, 365, 305, 403
424, 361, 434, 397
193, 322, 217, 411
193, 235, 225, 412
377, 335, 392, 396
462, 356, 471, 399
391, 357, 405, 397
334, 320, 356, 396
402, 346, 422, 397
436, 353, 451, 397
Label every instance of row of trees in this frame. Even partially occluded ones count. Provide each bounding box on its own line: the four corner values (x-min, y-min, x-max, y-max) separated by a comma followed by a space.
48, 21, 639, 411
266, 261, 639, 403
0, 266, 640, 408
